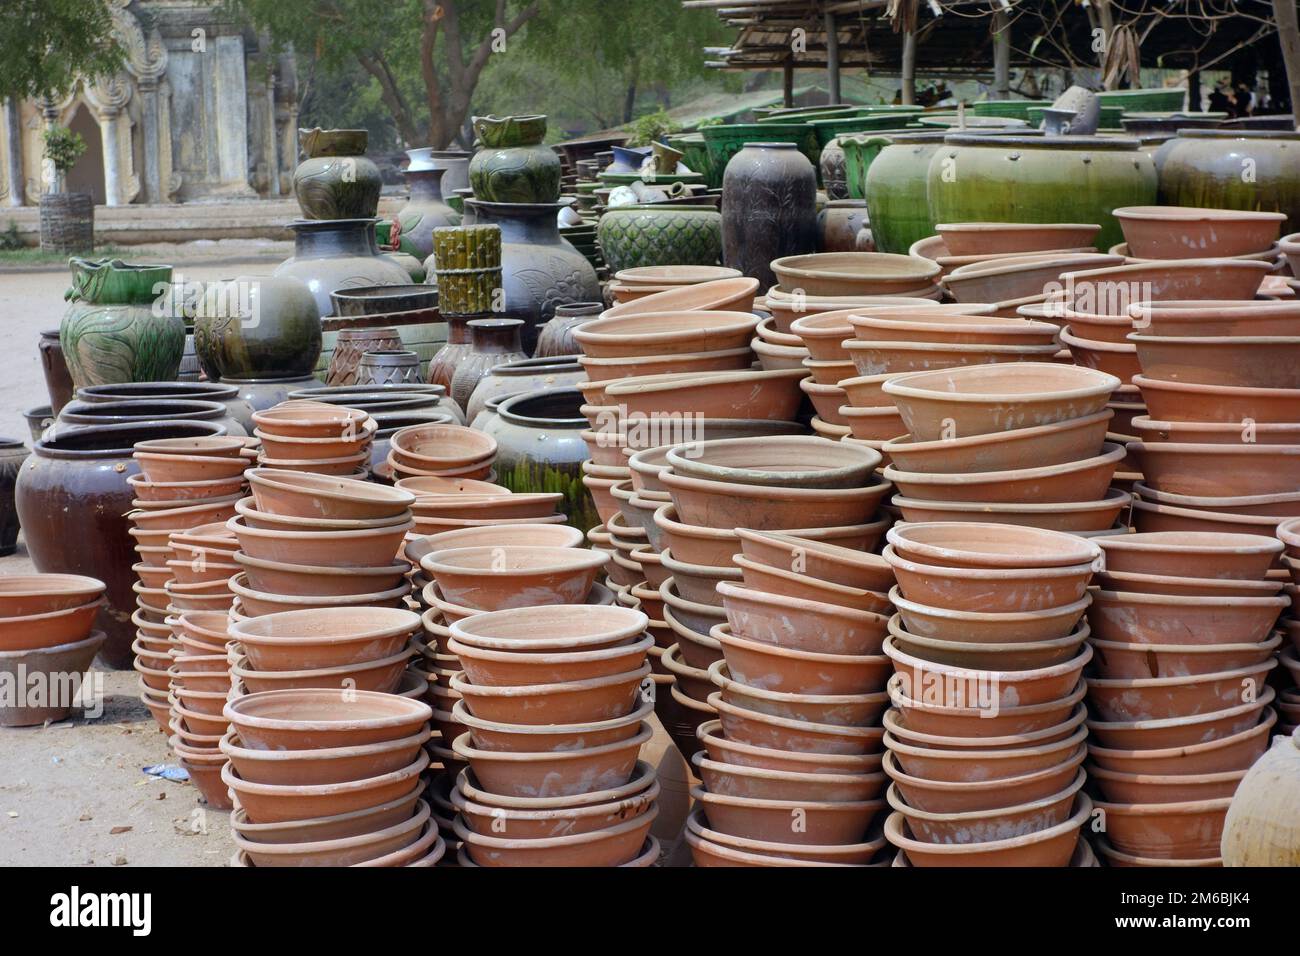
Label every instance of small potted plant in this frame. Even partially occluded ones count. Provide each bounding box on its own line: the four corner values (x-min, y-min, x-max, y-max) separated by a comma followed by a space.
39, 124, 93, 254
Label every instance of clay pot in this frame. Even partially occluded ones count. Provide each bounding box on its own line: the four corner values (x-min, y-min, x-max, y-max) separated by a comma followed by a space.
246, 469, 412, 521
717, 581, 888, 656
883, 362, 1119, 441
1129, 299, 1300, 337
1220, 731, 1300, 866
231, 551, 406, 597
453, 810, 657, 867
573, 311, 757, 359
721, 143, 817, 292
883, 745, 1085, 815
450, 722, 650, 797
226, 515, 414, 568
771, 252, 940, 298
406, 524, 585, 559
665, 435, 878, 491
450, 664, 650, 726
710, 660, 887, 727
0, 632, 105, 726
883, 442, 1123, 504
936, 222, 1100, 257
223, 688, 432, 751
1088, 587, 1286, 645
886, 771, 1085, 844
734, 529, 891, 588
1132, 373, 1300, 424
691, 784, 881, 846
228, 606, 419, 670
1095, 569, 1282, 598
890, 586, 1089, 641
686, 807, 886, 866
714, 623, 888, 696
1130, 332, 1300, 389
733, 554, 890, 615
845, 338, 1059, 377
602, 368, 805, 422
660, 468, 890, 532
695, 752, 884, 804
603, 277, 759, 319
942, 252, 1121, 303
220, 726, 429, 786
848, 310, 1055, 346
709, 691, 883, 757
884, 544, 1093, 613
885, 521, 1100, 569
887, 673, 1086, 738
1130, 441, 1300, 496
230, 648, 411, 695
222, 751, 429, 824
1085, 686, 1275, 751
884, 795, 1091, 866
1113, 206, 1286, 259
1092, 796, 1230, 860
447, 631, 653, 688
0, 574, 105, 618
697, 720, 879, 776
1085, 662, 1276, 722
419, 546, 605, 611
390, 423, 496, 473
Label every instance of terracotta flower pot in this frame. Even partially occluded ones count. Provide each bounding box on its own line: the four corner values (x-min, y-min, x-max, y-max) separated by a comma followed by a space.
1129, 299, 1300, 337
220, 726, 429, 786
226, 515, 415, 568
660, 468, 890, 532
882, 745, 1085, 816
447, 631, 653, 688
227, 606, 420, 670
848, 310, 1054, 347
1130, 415, 1300, 445
709, 659, 886, 727
231, 801, 433, 867
891, 489, 1131, 532
1113, 206, 1286, 259
449, 663, 650, 726
1085, 661, 1276, 722
230, 648, 412, 695
889, 587, 1090, 643
665, 435, 878, 490
1092, 796, 1230, 860
229, 572, 408, 617
232, 551, 407, 597
883, 636, 1092, 709
936, 222, 1100, 257
883, 795, 1091, 866
708, 692, 883, 756
692, 783, 883, 846
694, 751, 885, 805
1088, 709, 1274, 778
419, 545, 606, 612
572, 310, 758, 358
451, 771, 657, 838
885, 521, 1100, 570
1061, 259, 1273, 311
651, 503, 888, 568
714, 623, 889, 696
451, 698, 653, 755
222, 751, 429, 825
603, 277, 759, 318
452, 808, 657, 867
886, 674, 1086, 739
733, 554, 890, 615
245, 469, 412, 521
696, 720, 880, 777
1130, 332, 1300, 390
602, 368, 806, 421
882, 442, 1123, 504
450, 723, 650, 798
887, 616, 1089, 672
1095, 568, 1281, 598
1087, 588, 1286, 645
223, 687, 432, 751
844, 338, 1059, 377
886, 771, 1084, 844
717, 580, 888, 656
942, 252, 1121, 303
1085, 686, 1275, 751
0, 599, 103, 652
685, 806, 886, 866
884, 544, 1093, 613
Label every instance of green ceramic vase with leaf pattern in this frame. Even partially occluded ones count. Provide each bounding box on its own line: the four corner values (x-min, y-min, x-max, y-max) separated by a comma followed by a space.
468, 115, 561, 204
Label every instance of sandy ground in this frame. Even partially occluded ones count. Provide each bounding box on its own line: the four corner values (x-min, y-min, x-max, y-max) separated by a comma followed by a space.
0, 247, 287, 866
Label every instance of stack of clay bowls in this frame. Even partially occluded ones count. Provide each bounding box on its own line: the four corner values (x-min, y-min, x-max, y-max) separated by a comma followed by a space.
1085, 530, 1285, 867
164, 609, 238, 805
1277, 520, 1300, 736
686, 527, 896, 867
880, 521, 1098, 866
0, 574, 105, 727
607, 265, 744, 306
252, 401, 375, 477
1116, 295, 1300, 537
444, 604, 659, 866
222, 688, 444, 866
600, 276, 760, 320
1111, 205, 1287, 267
227, 469, 415, 623
387, 422, 496, 482
912, 223, 1102, 279
830, 304, 1060, 456
940, 251, 1123, 317
771, 252, 943, 302
880, 362, 1130, 535
651, 436, 893, 760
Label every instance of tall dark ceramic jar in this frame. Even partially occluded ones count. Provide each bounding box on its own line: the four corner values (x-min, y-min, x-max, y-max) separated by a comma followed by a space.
480, 388, 598, 532
536, 302, 601, 358
450, 318, 527, 412
1158, 130, 1300, 226
38, 330, 75, 414
15, 420, 224, 667
272, 219, 410, 317
427, 313, 474, 391
193, 274, 322, 382
0, 439, 28, 556
394, 151, 461, 260
464, 199, 600, 353
721, 142, 817, 293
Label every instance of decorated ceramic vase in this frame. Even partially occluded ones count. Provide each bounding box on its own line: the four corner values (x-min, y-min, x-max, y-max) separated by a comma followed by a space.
468, 115, 562, 204
292, 127, 382, 220
596, 205, 722, 272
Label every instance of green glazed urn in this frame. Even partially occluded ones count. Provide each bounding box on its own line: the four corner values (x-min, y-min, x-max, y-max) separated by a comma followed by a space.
596, 205, 722, 272
394, 149, 461, 259
192, 275, 322, 381
468, 114, 562, 204
839, 129, 919, 201
701, 123, 820, 184
1158, 130, 1300, 227
59, 258, 185, 389
292, 128, 383, 220
862, 132, 950, 254
926, 134, 1158, 252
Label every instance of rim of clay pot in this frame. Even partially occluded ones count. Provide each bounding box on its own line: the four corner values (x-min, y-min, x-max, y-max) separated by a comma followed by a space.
451, 800, 658, 853
891, 488, 1132, 526
1084, 660, 1278, 697
732, 553, 890, 612
226, 513, 416, 546
421, 544, 608, 581
573, 310, 758, 352
659, 466, 891, 509
228, 645, 414, 686
603, 276, 760, 318
232, 549, 406, 587
689, 784, 884, 826
883, 360, 1119, 407
1093, 837, 1222, 868
227, 571, 410, 611
714, 578, 889, 630
885, 521, 1101, 569
881, 745, 1086, 797
1130, 415, 1300, 443
246, 467, 413, 515
132, 435, 248, 457
220, 725, 429, 768
228, 604, 419, 644
0, 574, 105, 610
665, 434, 880, 489
448, 630, 654, 674
1087, 706, 1276, 765
389, 422, 496, 468
221, 749, 429, 798
230, 798, 431, 861
712, 622, 888, 678
709, 659, 888, 711
452, 696, 654, 741
883, 633, 1093, 684
1084, 685, 1276, 738
450, 771, 659, 829
222, 686, 432, 734
1096, 569, 1283, 597
404, 523, 584, 561
78, 382, 239, 403
883, 543, 1094, 588
692, 750, 886, 799
883, 720, 1088, 768
696, 721, 881, 774
451, 721, 651, 767
423, 580, 614, 623
446, 603, 648, 653
886, 615, 1090, 669
882, 441, 1124, 495
883, 700, 1088, 750
886, 768, 1085, 823
889, 585, 1091, 628
455, 760, 657, 811
706, 692, 883, 746
233, 497, 413, 532
448, 661, 650, 701
1091, 586, 1288, 613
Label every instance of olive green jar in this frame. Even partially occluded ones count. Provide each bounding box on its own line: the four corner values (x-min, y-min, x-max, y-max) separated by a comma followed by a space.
1158, 130, 1300, 226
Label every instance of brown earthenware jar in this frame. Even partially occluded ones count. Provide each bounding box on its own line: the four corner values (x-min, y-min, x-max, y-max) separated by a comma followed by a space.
449, 318, 527, 412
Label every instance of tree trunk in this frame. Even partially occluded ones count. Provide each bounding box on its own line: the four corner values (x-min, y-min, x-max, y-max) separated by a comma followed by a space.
623, 60, 640, 124
1274, 0, 1300, 118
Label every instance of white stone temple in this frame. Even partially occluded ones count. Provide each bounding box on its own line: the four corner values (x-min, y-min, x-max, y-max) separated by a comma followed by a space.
0, 0, 299, 207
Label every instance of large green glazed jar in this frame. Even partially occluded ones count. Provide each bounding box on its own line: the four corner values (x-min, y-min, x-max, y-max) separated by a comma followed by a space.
193, 275, 322, 381
468, 115, 562, 204
292, 128, 382, 220
702, 123, 820, 181
862, 131, 950, 254
596, 205, 722, 272
926, 134, 1157, 252
807, 111, 923, 148
59, 258, 185, 389
666, 132, 716, 187
839, 129, 923, 201
1158, 130, 1300, 227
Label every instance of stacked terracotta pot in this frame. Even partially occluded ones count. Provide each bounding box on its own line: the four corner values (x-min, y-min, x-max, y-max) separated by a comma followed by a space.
253, 401, 375, 477
395, 474, 565, 539
912, 222, 1103, 281
167, 609, 238, 807
221, 686, 443, 866
880, 362, 1130, 535
880, 522, 1098, 867
0, 574, 105, 727
387, 422, 496, 482
1085, 531, 1286, 866
607, 265, 743, 307
227, 470, 415, 624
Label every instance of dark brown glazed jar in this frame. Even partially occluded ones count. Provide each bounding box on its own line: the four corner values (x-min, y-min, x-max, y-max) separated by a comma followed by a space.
535, 302, 602, 359
38, 329, 75, 414
427, 312, 474, 390
449, 318, 527, 412
721, 142, 817, 292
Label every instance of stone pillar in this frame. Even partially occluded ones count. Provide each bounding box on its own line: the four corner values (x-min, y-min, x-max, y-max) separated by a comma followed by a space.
138, 77, 162, 204
213, 34, 254, 194
100, 108, 122, 205
4, 99, 23, 206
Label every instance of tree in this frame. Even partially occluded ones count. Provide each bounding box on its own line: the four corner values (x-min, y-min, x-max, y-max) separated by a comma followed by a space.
0, 0, 123, 101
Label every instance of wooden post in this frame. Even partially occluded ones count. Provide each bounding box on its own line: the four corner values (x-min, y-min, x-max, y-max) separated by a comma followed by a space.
783, 59, 794, 107
1274, 0, 1300, 121
993, 10, 1011, 101
901, 28, 917, 105
825, 11, 841, 105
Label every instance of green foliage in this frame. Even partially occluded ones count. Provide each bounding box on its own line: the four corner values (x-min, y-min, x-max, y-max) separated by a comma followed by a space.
625, 108, 678, 147
0, 221, 22, 251
43, 125, 86, 174
0, 0, 123, 101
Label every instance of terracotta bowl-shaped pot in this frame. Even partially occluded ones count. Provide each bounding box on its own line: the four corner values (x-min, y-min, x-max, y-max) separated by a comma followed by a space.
883, 636, 1092, 710
614, 265, 742, 286
709, 660, 887, 727
127, 494, 242, 532
660, 468, 890, 532
884, 713, 1089, 781
713, 623, 889, 696
1113, 206, 1286, 259
942, 252, 1120, 304
693, 751, 885, 805
1130, 415, 1300, 446
889, 587, 1090, 644
691, 783, 883, 845
886, 614, 1089, 671
1130, 331, 1300, 390
1090, 631, 1283, 681
219, 725, 429, 786
1097, 530, 1283, 580
735, 529, 891, 588
410, 492, 562, 521
935, 222, 1100, 257
1059, 327, 1140, 382
1095, 569, 1282, 599
882, 746, 1085, 816
1085, 660, 1277, 723
844, 338, 1059, 377
1084, 687, 1275, 752
420, 545, 607, 612
1089, 762, 1248, 805
389, 423, 496, 471
1061, 259, 1273, 312
788, 311, 861, 362
1128, 299, 1300, 337
221, 750, 428, 824
134, 434, 247, 458
252, 424, 375, 462
1128, 440, 1300, 497
0, 599, 104, 652
452, 806, 658, 867
685, 806, 886, 866
446, 603, 648, 655
452, 770, 657, 838
1086, 708, 1275, 776
1092, 796, 1230, 860
228, 572, 408, 617
882, 442, 1123, 504
0, 574, 104, 617
1094, 838, 1221, 868
449, 662, 649, 726
133, 450, 251, 484
404, 524, 583, 563
258, 453, 369, 477
602, 368, 806, 422
733, 554, 890, 615
572, 310, 758, 358
771, 252, 941, 298
886, 673, 1087, 739
884, 794, 1091, 867
167, 521, 239, 552
890, 489, 1130, 532
1086, 588, 1287, 646
245, 468, 413, 521
707, 692, 882, 757
883, 362, 1119, 442
1129, 498, 1292, 536
451, 696, 653, 755
657, 550, 741, 608
231, 550, 408, 598
717, 581, 888, 656
126, 471, 246, 503
231, 801, 433, 867
666, 435, 879, 490
847, 310, 1054, 347
176, 610, 232, 651
223, 687, 432, 751
885, 521, 1099, 570
230, 647, 412, 696
603, 276, 759, 318
447, 631, 653, 687
886, 770, 1085, 844
252, 403, 368, 439
450, 722, 650, 799
227, 606, 419, 671
226, 515, 414, 568
651, 504, 888, 568
696, 720, 880, 777
884, 542, 1094, 613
